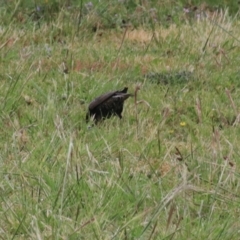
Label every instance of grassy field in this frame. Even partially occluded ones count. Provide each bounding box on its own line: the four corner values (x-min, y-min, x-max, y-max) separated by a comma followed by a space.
1, 1, 240, 239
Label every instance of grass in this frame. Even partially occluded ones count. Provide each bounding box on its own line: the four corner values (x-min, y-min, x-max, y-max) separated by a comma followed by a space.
1, 1, 240, 239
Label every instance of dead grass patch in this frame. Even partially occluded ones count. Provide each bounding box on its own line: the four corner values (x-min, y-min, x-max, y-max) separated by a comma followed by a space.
125, 25, 180, 44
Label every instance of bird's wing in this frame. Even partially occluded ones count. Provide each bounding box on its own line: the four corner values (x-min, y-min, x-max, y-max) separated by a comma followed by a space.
112, 93, 133, 100
88, 91, 117, 110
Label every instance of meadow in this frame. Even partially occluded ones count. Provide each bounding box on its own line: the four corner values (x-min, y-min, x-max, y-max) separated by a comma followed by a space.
1, 1, 240, 239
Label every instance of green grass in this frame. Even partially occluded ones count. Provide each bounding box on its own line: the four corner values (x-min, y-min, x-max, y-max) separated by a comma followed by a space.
1, 1, 240, 239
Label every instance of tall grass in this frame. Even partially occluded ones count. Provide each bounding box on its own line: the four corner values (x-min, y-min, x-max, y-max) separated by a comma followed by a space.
0, 1, 240, 239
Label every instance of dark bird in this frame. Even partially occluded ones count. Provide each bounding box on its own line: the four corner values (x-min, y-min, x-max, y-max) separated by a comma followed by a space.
86, 87, 133, 123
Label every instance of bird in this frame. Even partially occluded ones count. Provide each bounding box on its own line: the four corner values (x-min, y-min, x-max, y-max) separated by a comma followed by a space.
86, 87, 133, 123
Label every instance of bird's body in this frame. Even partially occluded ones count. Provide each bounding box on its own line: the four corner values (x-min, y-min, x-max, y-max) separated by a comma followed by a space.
86, 87, 132, 123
